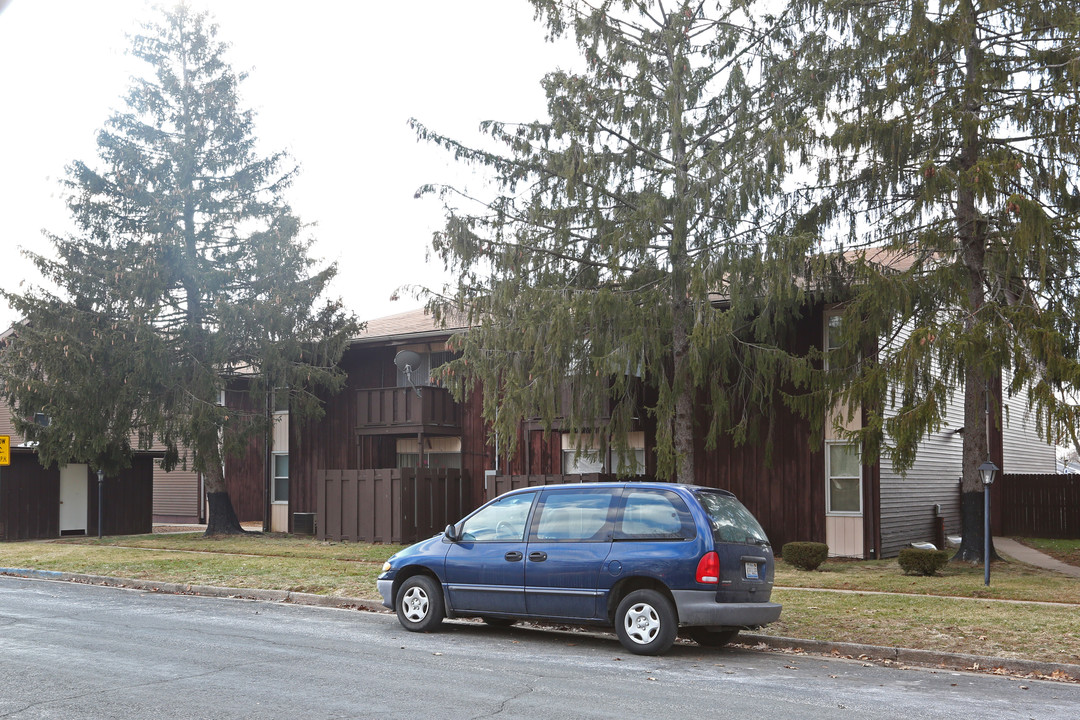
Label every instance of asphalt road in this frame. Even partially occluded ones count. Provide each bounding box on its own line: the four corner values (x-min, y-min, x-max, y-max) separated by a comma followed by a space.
0, 576, 1076, 719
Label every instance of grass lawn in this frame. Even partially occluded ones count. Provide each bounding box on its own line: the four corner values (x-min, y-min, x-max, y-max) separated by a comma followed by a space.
1, 532, 1077, 665
774, 555, 1080, 604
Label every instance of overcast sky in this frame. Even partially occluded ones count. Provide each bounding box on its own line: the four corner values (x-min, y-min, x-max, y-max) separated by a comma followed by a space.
0, 0, 577, 330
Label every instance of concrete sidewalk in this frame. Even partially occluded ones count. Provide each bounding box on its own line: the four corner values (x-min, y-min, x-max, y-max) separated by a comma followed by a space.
994, 537, 1080, 578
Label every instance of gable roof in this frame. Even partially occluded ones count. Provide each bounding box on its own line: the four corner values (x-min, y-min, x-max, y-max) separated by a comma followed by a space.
354, 307, 471, 345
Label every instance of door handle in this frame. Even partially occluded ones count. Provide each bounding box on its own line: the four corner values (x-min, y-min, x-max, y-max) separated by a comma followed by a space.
529, 551, 548, 562
504, 551, 523, 562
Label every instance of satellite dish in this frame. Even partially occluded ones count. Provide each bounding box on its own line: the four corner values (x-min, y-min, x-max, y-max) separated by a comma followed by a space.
394, 350, 422, 374
394, 350, 424, 397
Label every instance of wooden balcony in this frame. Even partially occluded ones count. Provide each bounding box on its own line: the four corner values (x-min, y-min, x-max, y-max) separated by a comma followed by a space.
355, 386, 462, 436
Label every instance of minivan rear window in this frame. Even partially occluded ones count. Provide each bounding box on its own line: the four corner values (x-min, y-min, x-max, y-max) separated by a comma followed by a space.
614, 489, 695, 541
695, 491, 770, 545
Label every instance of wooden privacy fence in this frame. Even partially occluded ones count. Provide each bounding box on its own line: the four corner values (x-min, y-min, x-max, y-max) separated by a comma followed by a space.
999, 473, 1080, 539
317, 468, 470, 544
485, 473, 648, 502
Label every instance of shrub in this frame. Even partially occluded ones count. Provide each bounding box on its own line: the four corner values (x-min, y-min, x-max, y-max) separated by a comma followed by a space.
897, 548, 951, 576
781, 541, 829, 571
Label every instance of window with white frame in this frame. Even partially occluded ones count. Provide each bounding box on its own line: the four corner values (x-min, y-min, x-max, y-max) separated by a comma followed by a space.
561, 432, 645, 475
272, 453, 289, 504
826, 442, 861, 514
396, 436, 462, 469
825, 313, 842, 370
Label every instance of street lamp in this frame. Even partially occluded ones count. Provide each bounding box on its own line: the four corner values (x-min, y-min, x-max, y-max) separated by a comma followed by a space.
97, 469, 105, 540
978, 460, 999, 586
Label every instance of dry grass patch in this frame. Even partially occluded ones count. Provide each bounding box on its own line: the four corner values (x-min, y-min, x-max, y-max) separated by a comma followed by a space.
775, 557, 1080, 604
763, 589, 1080, 666
0, 534, 401, 601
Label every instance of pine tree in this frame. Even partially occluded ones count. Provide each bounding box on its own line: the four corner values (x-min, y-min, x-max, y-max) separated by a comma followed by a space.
0, 5, 356, 534
414, 0, 811, 480
788, 0, 1080, 561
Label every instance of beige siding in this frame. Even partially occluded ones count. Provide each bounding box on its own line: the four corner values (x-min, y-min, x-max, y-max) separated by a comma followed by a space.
826, 516, 864, 557
0, 401, 29, 445
878, 321, 965, 557
1001, 375, 1057, 474
152, 464, 202, 520
270, 502, 289, 532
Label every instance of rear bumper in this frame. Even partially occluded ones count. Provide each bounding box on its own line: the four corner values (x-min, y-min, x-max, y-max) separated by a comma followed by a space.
671, 590, 782, 628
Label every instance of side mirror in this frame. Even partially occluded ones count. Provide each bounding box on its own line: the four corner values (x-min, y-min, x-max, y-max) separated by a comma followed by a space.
444, 524, 458, 542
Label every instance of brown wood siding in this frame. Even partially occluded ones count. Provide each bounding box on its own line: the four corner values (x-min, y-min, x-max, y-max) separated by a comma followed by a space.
694, 411, 825, 553
291, 345, 370, 523
88, 457, 154, 536
224, 388, 268, 523
460, 386, 493, 508
693, 306, 825, 552
0, 451, 59, 541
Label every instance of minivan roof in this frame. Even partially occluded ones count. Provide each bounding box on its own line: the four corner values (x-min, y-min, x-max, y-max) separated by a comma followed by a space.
500, 482, 736, 498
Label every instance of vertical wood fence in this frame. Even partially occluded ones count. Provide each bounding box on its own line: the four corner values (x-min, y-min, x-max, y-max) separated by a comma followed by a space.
999, 473, 1080, 539
317, 468, 470, 544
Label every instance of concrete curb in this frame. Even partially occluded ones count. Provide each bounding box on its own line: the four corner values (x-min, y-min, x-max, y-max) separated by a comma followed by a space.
2, 566, 1076, 682
0, 567, 387, 613
740, 633, 1080, 681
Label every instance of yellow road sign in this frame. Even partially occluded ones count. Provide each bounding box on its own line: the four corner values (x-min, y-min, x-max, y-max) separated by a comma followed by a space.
0, 435, 9, 466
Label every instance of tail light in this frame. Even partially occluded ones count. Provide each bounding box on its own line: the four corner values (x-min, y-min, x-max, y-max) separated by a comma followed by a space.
696, 551, 720, 584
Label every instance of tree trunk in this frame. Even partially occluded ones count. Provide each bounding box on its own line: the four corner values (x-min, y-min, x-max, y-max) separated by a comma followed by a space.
672, 309, 696, 484
667, 19, 695, 486
951, 0, 995, 564
200, 436, 247, 536
952, 362, 996, 563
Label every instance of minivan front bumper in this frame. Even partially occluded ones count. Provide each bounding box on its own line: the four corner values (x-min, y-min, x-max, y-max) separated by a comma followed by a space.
377, 578, 395, 609
671, 590, 782, 628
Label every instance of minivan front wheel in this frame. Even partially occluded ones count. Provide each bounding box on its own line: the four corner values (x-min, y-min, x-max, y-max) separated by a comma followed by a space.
615, 589, 677, 655
396, 575, 444, 633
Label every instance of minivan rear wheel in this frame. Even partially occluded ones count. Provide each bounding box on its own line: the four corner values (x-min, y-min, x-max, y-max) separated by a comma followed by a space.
614, 589, 677, 655
396, 575, 444, 633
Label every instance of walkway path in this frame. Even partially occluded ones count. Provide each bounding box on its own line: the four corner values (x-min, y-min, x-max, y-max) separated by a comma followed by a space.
994, 536, 1080, 578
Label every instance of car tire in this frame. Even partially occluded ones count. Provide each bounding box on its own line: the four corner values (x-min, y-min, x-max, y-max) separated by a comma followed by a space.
685, 627, 740, 647
614, 589, 677, 656
396, 575, 444, 633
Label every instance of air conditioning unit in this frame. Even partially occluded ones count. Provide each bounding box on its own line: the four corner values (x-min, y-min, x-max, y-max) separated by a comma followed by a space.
292, 512, 316, 536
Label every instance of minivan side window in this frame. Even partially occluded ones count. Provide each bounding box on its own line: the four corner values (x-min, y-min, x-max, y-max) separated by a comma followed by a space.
615, 489, 695, 541
458, 491, 537, 542
532, 489, 618, 542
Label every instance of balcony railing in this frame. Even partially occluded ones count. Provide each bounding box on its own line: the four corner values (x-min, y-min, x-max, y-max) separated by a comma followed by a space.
355, 386, 462, 435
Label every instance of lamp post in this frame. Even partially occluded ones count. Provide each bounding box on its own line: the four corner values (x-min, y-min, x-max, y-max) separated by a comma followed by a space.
978, 460, 999, 586
97, 469, 105, 540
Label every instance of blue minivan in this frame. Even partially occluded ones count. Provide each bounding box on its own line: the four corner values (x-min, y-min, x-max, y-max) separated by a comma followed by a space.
378, 482, 781, 655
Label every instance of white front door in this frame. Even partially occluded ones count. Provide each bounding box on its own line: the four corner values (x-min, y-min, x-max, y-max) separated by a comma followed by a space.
59, 464, 88, 534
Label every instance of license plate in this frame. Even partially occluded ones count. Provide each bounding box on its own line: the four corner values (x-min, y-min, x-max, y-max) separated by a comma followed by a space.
744, 562, 760, 579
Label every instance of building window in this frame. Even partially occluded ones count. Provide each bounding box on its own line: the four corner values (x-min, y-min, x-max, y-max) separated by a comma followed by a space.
826, 442, 861, 515
561, 432, 646, 475
272, 453, 289, 504
396, 437, 462, 469
824, 313, 843, 370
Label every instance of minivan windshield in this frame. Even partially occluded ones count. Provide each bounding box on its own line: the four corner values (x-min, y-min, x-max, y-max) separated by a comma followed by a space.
695, 491, 770, 546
